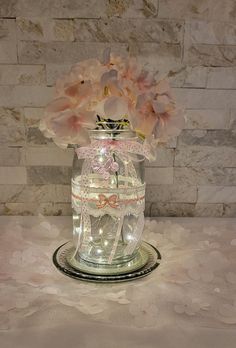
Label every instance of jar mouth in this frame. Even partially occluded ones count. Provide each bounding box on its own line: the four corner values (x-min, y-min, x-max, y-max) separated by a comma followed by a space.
90, 119, 136, 138
68, 128, 138, 147
95, 120, 130, 128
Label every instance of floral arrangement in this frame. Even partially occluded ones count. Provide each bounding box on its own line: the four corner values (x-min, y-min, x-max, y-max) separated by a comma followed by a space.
40, 49, 184, 148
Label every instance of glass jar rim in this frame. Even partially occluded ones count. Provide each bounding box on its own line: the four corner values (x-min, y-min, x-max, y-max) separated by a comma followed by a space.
88, 127, 137, 140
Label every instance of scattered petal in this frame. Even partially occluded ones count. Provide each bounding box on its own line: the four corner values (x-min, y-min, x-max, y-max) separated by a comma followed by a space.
226, 272, 236, 284
230, 239, 236, 246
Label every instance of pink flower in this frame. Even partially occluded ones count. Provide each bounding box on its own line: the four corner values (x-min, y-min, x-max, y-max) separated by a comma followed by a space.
155, 79, 172, 95
136, 70, 155, 92
46, 97, 71, 113
69, 58, 106, 83
40, 50, 185, 148
41, 102, 96, 147
95, 96, 130, 120
56, 78, 93, 107
107, 52, 127, 76
133, 79, 185, 140
100, 69, 123, 97
153, 107, 186, 142
133, 94, 158, 136
121, 58, 155, 93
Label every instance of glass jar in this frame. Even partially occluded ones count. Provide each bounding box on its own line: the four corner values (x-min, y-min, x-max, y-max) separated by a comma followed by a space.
69, 125, 146, 275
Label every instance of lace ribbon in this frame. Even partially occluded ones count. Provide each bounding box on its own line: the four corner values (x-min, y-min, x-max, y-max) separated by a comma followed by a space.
75, 139, 154, 179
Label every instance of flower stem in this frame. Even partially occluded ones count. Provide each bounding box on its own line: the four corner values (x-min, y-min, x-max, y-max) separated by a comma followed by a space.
113, 153, 119, 189
112, 138, 125, 245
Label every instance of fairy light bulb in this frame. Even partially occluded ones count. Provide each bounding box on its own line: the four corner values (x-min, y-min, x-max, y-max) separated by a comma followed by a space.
126, 234, 134, 241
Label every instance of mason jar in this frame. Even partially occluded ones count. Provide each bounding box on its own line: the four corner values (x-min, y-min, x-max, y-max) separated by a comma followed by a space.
68, 123, 146, 275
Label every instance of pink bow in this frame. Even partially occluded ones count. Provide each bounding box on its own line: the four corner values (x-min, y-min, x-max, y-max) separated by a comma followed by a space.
96, 194, 119, 209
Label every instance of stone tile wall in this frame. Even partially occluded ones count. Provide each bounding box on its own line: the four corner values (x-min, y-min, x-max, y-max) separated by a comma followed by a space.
0, 0, 235, 216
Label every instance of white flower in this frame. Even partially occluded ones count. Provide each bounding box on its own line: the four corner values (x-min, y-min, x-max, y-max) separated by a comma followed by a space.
230, 239, 236, 246
226, 272, 236, 284
203, 226, 221, 237
185, 250, 228, 283
218, 301, 236, 324
198, 240, 220, 249
129, 298, 159, 327
174, 297, 209, 316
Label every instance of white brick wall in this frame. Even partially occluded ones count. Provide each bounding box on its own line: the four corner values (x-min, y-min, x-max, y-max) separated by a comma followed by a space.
0, 0, 235, 216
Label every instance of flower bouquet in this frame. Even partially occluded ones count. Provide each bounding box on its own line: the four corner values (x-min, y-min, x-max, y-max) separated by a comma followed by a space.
40, 49, 185, 280
40, 48, 184, 147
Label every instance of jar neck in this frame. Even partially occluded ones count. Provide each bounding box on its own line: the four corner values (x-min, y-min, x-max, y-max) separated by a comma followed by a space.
88, 129, 138, 141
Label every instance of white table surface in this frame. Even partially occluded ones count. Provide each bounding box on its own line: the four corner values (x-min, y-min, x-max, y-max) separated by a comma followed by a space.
1, 216, 236, 348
